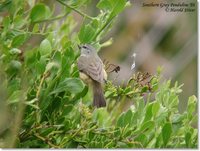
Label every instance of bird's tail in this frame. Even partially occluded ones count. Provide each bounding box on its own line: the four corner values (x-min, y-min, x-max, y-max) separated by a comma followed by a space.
92, 81, 106, 108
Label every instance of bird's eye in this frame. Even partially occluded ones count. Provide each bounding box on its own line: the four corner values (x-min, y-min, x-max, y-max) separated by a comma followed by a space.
83, 46, 87, 49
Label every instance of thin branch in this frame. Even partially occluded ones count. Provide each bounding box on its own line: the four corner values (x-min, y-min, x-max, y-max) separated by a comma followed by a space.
35, 71, 50, 124
121, 139, 144, 148
93, 16, 115, 41
0, 26, 56, 36
12, 28, 56, 36
34, 12, 69, 23
56, 0, 94, 20
34, 133, 59, 148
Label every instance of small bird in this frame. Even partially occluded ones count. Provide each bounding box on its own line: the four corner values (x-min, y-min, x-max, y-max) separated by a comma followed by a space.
77, 44, 107, 108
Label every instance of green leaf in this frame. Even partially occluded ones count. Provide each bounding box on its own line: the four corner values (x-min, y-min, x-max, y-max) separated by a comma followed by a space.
116, 112, 125, 127
12, 34, 28, 47
156, 107, 168, 125
70, 86, 88, 104
172, 114, 185, 124
52, 51, 62, 63
136, 98, 145, 121
9, 48, 22, 55
141, 86, 148, 93
97, 0, 112, 10
78, 23, 96, 43
7, 78, 21, 96
32, 23, 40, 33
7, 90, 22, 104
135, 134, 147, 146
7, 60, 22, 74
123, 110, 133, 127
3, 16, 10, 30
140, 121, 155, 134
152, 102, 160, 117
30, 3, 51, 22
25, 98, 39, 109
78, 19, 99, 43
13, 15, 27, 28
185, 132, 191, 147
62, 105, 74, 115
40, 127, 54, 136
144, 103, 153, 122
24, 48, 37, 67
35, 57, 46, 75
117, 142, 129, 148
45, 61, 59, 72
187, 95, 197, 115
50, 78, 84, 95
162, 122, 172, 146
0, 0, 12, 12
111, 0, 127, 17
155, 133, 163, 148
61, 45, 75, 77
68, 0, 90, 7
92, 108, 109, 127
151, 77, 159, 91
39, 39, 52, 56
146, 137, 157, 148
169, 96, 179, 108
116, 109, 134, 128
97, 0, 127, 18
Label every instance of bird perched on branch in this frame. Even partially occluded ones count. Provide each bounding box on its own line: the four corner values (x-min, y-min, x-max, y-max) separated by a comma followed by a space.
77, 44, 107, 108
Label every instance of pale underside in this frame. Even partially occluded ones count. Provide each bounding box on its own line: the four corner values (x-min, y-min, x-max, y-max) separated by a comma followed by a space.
77, 55, 106, 84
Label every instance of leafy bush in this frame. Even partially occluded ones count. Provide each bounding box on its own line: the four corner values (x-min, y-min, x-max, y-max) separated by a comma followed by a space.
0, 0, 197, 148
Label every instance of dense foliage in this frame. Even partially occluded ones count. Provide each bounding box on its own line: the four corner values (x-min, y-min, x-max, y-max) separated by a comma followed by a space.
0, 0, 197, 148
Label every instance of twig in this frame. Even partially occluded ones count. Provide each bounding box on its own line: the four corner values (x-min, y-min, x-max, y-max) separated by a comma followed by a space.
121, 139, 144, 148
12, 28, 56, 36
34, 133, 59, 148
93, 16, 115, 40
56, 0, 94, 20
34, 12, 69, 23
35, 71, 50, 124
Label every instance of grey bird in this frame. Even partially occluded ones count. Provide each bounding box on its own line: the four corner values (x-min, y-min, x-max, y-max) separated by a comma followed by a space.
77, 44, 107, 108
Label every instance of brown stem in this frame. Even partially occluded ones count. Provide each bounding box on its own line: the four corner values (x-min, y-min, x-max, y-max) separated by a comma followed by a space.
34, 133, 59, 148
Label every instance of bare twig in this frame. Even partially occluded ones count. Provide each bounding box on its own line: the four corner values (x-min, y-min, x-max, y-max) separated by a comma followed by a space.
56, 0, 94, 20
34, 133, 59, 148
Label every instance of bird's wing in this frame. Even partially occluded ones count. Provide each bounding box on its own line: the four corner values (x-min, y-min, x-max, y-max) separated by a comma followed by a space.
78, 56, 104, 83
